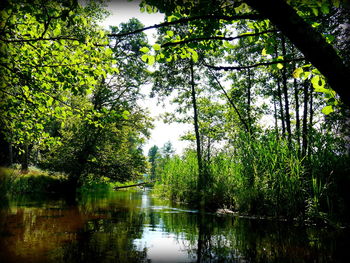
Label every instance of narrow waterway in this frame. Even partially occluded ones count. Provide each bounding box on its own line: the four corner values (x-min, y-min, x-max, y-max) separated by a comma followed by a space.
0, 188, 349, 262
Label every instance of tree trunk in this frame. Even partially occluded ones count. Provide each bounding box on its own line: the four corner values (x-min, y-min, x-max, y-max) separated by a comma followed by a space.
281, 35, 292, 144
277, 78, 286, 137
206, 136, 211, 163
245, 0, 350, 107
21, 143, 29, 173
9, 143, 13, 166
274, 43, 286, 137
308, 87, 314, 158
190, 61, 205, 207
302, 83, 309, 157
247, 68, 252, 132
209, 69, 250, 133
294, 78, 301, 155
273, 92, 279, 137
114, 181, 155, 190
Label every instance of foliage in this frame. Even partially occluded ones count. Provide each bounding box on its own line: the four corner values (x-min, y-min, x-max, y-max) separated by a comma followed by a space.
141, 0, 350, 225
148, 145, 161, 180
153, 150, 198, 204
1, 2, 152, 186
1, 0, 349, 228
0, 0, 117, 151
40, 103, 150, 184
154, 130, 350, 224
0, 166, 69, 196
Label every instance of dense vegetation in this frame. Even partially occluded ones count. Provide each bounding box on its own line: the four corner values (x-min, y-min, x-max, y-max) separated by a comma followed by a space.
1, 0, 350, 226
0, 0, 152, 190
142, 0, 350, 225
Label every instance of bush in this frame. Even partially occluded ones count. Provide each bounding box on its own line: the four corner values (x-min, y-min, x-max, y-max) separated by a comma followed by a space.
0, 165, 69, 196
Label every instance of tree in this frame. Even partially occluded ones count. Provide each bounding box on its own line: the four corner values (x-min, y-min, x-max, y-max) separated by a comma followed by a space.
161, 141, 175, 159
39, 18, 153, 185
148, 145, 160, 180
136, 0, 350, 221
0, 0, 117, 172
141, 0, 350, 107
244, 0, 350, 106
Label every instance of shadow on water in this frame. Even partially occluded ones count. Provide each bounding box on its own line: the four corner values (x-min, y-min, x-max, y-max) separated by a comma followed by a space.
0, 188, 349, 263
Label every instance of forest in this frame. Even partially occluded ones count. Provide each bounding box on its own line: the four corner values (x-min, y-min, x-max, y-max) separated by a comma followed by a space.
1, 0, 350, 231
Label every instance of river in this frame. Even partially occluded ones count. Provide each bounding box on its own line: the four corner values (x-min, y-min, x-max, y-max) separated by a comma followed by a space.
0, 188, 349, 262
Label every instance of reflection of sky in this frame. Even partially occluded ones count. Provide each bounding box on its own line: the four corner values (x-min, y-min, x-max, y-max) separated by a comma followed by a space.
136, 189, 195, 262
134, 225, 194, 263
141, 189, 150, 209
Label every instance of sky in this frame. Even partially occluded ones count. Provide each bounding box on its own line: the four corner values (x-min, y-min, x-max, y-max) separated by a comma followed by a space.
98, 0, 191, 155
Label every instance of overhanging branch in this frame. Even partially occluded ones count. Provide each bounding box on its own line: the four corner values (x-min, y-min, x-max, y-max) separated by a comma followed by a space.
208, 69, 251, 133
205, 57, 305, 71
162, 30, 277, 47
108, 14, 263, 38
0, 36, 79, 43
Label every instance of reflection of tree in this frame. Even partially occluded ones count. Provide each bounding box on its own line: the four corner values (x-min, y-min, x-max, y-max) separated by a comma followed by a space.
1, 190, 348, 262
52, 191, 148, 263
0, 191, 149, 263
157, 208, 346, 263
53, 212, 148, 262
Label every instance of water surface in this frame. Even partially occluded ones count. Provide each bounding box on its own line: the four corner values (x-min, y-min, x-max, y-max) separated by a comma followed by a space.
0, 188, 349, 262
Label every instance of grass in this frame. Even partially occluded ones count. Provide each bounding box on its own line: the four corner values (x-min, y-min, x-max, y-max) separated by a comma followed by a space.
0, 165, 69, 197
153, 131, 350, 226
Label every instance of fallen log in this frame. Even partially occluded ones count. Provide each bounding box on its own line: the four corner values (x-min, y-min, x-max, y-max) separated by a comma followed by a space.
114, 181, 155, 190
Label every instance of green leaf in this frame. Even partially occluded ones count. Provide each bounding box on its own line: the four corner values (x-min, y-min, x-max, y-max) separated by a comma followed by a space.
293, 67, 303, 78
140, 47, 150, 53
153, 44, 161, 51
234, 3, 250, 14
141, 54, 148, 62
46, 97, 54, 106
262, 48, 267, 56
320, 3, 330, 14
122, 110, 130, 119
321, 105, 333, 115
314, 86, 328, 93
301, 71, 311, 80
277, 63, 283, 69
166, 30, 174, 37
187, 48, 198, 62
223, 41, 235, 49
167, 15, 177, 22
302, 64, 312, 68
311, 75, 325, 89
325, 34, 335, 43
147, 55, 155, 66
333, 0, 340, 8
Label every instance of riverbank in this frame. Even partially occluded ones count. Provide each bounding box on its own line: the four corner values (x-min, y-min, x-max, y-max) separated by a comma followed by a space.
1, 164, 347, 229
151, 144, 350, 229
0, 166, 152, 199
0, 166, 69, 198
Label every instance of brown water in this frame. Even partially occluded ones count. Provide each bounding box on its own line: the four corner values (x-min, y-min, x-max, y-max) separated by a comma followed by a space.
0, 188, 349, 263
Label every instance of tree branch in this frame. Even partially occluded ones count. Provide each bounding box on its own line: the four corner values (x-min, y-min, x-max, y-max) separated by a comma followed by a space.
244, 0, 350, 106
204, 57, 305, 71
208, 69, 251, 133
162, 30, 277, 47
107, 14, 263, 38
0, 36, 79, 43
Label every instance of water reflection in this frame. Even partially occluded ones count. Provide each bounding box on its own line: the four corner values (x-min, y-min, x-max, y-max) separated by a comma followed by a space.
0, 188, 349, 262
